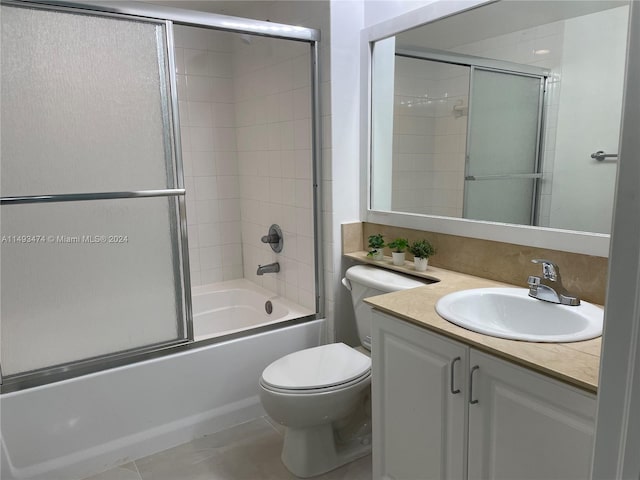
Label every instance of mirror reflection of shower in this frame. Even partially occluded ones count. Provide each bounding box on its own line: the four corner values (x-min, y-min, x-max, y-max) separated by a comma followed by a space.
370, 2, 629, 235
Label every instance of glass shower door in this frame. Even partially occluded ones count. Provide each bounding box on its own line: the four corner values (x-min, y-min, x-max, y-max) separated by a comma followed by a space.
0, 4, 190, 384
464, 68, 544, 225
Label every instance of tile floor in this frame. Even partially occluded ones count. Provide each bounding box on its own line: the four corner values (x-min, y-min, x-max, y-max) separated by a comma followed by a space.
84, 417, 372, 480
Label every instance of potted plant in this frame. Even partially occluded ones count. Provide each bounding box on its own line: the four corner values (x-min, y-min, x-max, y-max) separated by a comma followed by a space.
366, 233, 385, 261
409, 239, 436, 272
387, 238, 409, 266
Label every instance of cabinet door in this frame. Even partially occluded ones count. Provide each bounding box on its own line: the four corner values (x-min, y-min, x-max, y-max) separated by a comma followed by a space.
372, 311, 468, 480
467, 350, 596, 480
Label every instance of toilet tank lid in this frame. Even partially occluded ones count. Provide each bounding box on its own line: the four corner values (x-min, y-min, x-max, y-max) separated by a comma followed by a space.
345, 265, 425, 293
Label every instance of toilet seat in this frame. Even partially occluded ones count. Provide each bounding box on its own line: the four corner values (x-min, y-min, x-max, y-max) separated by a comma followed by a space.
260, 343, 371, 392
260, 371, 371, 395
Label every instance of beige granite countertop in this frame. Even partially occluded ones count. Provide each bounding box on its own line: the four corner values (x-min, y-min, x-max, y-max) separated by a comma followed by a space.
346, 251, 602, 393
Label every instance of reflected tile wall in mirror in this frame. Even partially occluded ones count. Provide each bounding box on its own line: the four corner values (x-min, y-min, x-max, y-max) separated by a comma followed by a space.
370, 1, 630, 235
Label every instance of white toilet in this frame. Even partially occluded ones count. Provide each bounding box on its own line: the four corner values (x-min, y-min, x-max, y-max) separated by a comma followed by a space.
259, 265, 425, 477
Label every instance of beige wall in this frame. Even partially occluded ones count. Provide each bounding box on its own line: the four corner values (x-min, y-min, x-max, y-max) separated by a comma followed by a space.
344, 221, 607, 305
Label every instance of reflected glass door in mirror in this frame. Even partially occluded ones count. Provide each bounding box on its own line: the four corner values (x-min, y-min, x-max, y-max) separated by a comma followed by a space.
370, 1, 629, 235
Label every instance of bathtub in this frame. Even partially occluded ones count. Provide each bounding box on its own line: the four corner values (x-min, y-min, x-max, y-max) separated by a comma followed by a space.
0, 282, 323, 480
192, 279, 314, 340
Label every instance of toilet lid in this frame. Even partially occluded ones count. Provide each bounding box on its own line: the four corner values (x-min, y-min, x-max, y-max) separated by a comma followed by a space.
261, 343, 371, 390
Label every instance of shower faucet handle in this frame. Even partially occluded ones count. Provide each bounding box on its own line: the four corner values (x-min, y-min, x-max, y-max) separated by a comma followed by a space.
261, 224, 283, 253
261, 234, 280, 243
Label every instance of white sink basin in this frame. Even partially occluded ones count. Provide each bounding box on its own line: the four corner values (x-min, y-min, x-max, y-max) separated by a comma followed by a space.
435, 288, 604, 342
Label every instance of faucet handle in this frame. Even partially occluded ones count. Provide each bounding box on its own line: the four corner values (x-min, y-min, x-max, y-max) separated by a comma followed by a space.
261, 224, 283, 253
531, 259, 558, 281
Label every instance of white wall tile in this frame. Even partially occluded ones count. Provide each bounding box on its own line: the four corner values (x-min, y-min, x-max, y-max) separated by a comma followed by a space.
201, 267, 223, 284
215, 151, 238, 176
194, 176, 218, 200
209, 52, 233, 78
195, 199, 219, 224
211, 77, 233, 102
197, 222, 221, 248
186, 75, 212, 102
212, 102, 236, 127
190, 127, 215, 152
177, 17, 318, 311
184, 49, 211, 76
191, 151, 216, 176
188, 101, 212, 127
212, 127, 236, 152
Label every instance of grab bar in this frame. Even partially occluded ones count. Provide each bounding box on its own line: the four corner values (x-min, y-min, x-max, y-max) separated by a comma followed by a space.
590, 151, 618, 161
465, 173, 543, 181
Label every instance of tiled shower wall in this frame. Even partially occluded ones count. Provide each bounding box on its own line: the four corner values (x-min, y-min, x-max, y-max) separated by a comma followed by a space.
173, 25, 315, 311
233, 37, 316, 310
174, 26, 243, 287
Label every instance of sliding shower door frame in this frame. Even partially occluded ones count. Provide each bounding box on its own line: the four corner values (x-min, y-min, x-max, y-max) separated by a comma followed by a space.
1, 0, 323, 393
395, 48, 548, 226
464, 65, 547, 226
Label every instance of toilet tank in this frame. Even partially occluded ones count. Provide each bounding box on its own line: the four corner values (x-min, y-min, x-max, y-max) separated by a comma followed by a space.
343, 265, 426, 350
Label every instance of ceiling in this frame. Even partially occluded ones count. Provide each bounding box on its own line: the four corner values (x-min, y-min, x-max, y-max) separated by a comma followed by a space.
395, 0, 628, 50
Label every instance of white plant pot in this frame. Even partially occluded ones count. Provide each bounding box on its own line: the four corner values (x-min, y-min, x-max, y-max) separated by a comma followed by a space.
414, 257, 429, 272
392, 252, 406, 266
370, 250, 384, 261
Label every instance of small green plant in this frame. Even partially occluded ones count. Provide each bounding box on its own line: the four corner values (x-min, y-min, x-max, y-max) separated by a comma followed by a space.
366, 233, 385, 257
409, 239, 436, 259
387, 238, 409, 253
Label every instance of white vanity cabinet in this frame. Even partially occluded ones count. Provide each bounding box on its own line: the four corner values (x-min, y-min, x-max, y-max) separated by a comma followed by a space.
372, 310, 469, 480
372, 310, 597, 480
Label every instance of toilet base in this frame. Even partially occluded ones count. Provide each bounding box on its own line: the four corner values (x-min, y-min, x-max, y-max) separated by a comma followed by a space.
281, 422, 371, 478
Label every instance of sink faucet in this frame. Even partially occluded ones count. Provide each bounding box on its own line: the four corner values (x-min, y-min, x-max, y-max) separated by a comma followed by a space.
257, 262, 280, 275
527, 259, 580, 306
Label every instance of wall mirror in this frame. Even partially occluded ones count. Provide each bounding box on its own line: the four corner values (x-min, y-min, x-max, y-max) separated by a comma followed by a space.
369, 0, 630, 243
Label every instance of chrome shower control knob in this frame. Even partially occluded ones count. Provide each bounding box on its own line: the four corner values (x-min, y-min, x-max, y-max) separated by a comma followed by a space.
260, 224, 283, 253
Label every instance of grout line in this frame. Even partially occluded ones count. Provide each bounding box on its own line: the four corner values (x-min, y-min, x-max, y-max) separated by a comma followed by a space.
132, 460, 143, 480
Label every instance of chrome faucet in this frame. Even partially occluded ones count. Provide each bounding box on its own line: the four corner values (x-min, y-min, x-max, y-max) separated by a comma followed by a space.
527, 259, 580, 306
257, 262, 280, 275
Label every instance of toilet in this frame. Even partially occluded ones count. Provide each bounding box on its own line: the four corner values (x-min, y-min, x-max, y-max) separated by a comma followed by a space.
259, 265, 425, 477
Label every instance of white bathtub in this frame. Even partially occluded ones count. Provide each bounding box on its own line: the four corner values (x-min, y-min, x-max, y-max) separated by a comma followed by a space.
0, 284, 323, 480
192, 279, 314, 340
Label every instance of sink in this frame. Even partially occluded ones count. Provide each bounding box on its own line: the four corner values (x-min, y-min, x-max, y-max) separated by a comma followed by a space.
435, 288, 603, 342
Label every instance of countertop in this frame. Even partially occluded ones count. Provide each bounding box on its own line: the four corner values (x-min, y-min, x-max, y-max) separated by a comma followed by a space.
345, 251, 601, 393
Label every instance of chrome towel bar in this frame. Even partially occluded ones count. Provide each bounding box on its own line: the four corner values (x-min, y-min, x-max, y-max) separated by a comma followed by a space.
465, 173, 543, 181
590, 151, 618, 161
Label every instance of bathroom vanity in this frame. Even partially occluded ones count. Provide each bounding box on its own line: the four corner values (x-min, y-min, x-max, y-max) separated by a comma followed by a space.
350, 253, 601, 480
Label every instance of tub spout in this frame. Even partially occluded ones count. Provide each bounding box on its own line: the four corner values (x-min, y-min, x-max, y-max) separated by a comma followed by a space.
257, 262, 280, 275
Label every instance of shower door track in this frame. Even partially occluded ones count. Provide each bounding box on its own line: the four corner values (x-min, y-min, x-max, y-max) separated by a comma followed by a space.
1, 0, 323, 393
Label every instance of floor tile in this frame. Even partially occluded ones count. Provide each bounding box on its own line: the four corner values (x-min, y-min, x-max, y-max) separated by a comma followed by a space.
317, 455, 372, 480
135, 418, 293, 480
83, 417, 372, 480
83, 462, 141, 480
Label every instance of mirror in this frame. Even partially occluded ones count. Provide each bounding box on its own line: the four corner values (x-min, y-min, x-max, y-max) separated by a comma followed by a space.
370, 0, 630, 235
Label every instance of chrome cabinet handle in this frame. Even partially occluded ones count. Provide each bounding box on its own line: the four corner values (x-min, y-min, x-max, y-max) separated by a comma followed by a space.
450, 357, 461, 394
469, 365, 480, 405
